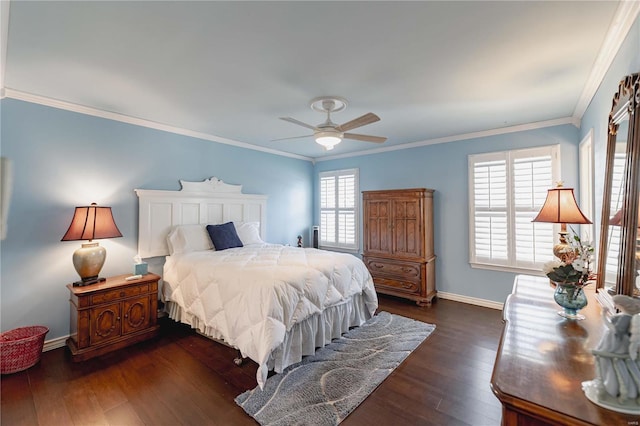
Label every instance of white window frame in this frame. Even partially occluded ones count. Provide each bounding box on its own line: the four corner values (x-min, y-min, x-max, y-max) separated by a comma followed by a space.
579, 129, 595, 244
469, 145, 561, 274
318, 168, 359, 251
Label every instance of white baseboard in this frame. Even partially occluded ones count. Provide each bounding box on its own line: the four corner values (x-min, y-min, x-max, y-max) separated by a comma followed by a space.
437, 291, 504, 311
43, 335, 68, 352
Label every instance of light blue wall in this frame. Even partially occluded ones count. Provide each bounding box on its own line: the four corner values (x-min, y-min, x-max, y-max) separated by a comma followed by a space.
581, 16, 640, 231
315, 125, 580, 303
0, 98, 314, 339
1, 14, 638, 342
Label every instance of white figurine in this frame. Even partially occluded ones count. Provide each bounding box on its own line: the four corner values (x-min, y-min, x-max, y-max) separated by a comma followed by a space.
613, 294, 640, 315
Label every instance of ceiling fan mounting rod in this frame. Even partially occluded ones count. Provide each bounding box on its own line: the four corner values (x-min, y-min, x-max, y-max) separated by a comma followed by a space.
310, 96, 348, 114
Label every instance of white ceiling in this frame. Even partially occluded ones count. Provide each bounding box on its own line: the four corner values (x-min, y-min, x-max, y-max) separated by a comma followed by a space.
1, 1, 634, 160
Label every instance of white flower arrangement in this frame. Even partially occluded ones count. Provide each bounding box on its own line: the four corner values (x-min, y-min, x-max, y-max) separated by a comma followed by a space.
543, 228, 595, 287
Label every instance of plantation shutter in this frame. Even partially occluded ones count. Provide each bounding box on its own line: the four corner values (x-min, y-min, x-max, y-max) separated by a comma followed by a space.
512, 152, 555, 268
473, 156, 508, 264
604, 151, 627, 285
470, 145, 559, 272
319, 169, 359, 250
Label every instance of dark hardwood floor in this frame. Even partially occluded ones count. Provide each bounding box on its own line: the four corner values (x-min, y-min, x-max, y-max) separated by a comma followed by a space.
1, 295, 505, 425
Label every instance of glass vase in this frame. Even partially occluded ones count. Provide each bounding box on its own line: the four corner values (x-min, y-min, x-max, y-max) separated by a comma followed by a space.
553, 284, 588, 320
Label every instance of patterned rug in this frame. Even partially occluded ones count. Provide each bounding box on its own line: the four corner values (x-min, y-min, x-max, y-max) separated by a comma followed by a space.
235, 311, 436, 425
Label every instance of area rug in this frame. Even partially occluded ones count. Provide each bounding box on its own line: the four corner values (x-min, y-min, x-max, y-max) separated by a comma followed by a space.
235, 311, 435, 426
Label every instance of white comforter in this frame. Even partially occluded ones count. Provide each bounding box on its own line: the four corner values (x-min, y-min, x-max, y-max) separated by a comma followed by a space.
162, 243, 377, 388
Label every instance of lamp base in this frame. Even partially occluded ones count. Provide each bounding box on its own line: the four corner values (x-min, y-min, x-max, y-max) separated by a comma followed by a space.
72, 277, 106, 287
72, 242, 107, 283
553, 231, 576, 263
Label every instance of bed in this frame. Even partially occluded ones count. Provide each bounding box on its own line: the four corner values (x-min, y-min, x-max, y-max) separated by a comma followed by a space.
135, 177, 378, 388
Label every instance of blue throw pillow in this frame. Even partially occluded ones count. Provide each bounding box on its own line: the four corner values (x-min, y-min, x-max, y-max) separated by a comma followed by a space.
206, 222, 243, 251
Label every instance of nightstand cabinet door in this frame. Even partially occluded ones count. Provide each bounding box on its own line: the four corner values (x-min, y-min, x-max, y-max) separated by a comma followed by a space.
90, 302, 121, 346
122, 295, 151, 335
67, 273, 161, 362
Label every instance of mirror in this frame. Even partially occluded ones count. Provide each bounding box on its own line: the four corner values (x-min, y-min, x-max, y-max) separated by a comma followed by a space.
596, 73, 640, 310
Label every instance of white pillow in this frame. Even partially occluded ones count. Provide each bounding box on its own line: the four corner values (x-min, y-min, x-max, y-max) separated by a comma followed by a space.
167, 224, 214, 255
234, 221, 264, 245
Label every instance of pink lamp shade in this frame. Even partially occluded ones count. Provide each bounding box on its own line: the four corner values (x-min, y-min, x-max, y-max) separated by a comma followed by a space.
532, 187, 592, 225
532, 185, 591, 262
61, 203, 122, 285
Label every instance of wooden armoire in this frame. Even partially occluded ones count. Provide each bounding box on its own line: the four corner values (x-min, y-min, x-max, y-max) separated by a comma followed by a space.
362, 188, 436, 306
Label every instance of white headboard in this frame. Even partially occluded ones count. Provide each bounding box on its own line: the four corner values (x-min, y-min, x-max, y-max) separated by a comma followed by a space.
135, 177, 267, 258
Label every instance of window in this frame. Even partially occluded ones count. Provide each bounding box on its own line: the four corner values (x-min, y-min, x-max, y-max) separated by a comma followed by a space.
319, 169, 359, 250
469, 145, 561, 273
579, 130, 595, 243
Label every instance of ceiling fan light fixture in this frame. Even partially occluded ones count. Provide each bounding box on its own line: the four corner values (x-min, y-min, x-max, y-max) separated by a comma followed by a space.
315, 131, 342, 150
278, 96, 385, 150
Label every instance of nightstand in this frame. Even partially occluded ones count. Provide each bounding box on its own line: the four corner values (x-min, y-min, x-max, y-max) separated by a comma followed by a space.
66, 273, 160, 361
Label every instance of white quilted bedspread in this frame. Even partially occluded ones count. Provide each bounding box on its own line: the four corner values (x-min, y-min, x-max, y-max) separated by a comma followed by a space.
162, 243, 377, 387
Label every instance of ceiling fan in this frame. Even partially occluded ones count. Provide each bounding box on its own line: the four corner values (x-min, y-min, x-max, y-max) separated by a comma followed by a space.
276, 96, 387, 150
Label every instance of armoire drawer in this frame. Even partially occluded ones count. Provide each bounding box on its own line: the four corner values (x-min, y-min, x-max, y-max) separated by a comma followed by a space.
373, 276, 421, 294
364, 257, 422, 281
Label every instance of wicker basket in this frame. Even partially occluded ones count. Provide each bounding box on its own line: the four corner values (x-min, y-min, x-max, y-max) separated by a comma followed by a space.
1, 326, 49, 374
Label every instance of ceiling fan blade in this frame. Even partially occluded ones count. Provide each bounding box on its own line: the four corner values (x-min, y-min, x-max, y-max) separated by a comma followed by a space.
271, 134, 313, 142
343, 133, 387, 143
337, 113, 380, 132
279, 117, 317, 130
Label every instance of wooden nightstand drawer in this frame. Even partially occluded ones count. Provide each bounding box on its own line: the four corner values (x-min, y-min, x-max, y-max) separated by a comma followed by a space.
91, 283, 149, 305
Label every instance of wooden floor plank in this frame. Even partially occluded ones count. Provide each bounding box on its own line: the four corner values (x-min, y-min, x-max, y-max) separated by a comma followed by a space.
0, 372, 38, 426
103, 402, 145, 426
0, 295, 504, 425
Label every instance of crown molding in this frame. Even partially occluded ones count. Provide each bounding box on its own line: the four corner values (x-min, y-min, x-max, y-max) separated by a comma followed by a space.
3, 88, 582, 164
573, 0, 640, 120
3, 88, 314, 162
315, 116, 579, 162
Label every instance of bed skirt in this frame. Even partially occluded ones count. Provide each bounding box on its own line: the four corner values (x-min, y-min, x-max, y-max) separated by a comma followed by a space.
165, 292, 373, 380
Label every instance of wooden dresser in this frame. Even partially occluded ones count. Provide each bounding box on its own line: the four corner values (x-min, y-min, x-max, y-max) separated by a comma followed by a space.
491, 275, 639, 425
362, 188, 436, 306
66, 273, 160, 361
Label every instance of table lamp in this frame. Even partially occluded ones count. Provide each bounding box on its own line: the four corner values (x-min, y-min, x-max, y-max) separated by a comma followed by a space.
61, 203, 122, 286
532, 183, 592, 262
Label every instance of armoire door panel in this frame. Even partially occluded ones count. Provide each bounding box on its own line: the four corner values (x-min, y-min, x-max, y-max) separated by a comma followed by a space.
365, 200, 391, 254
